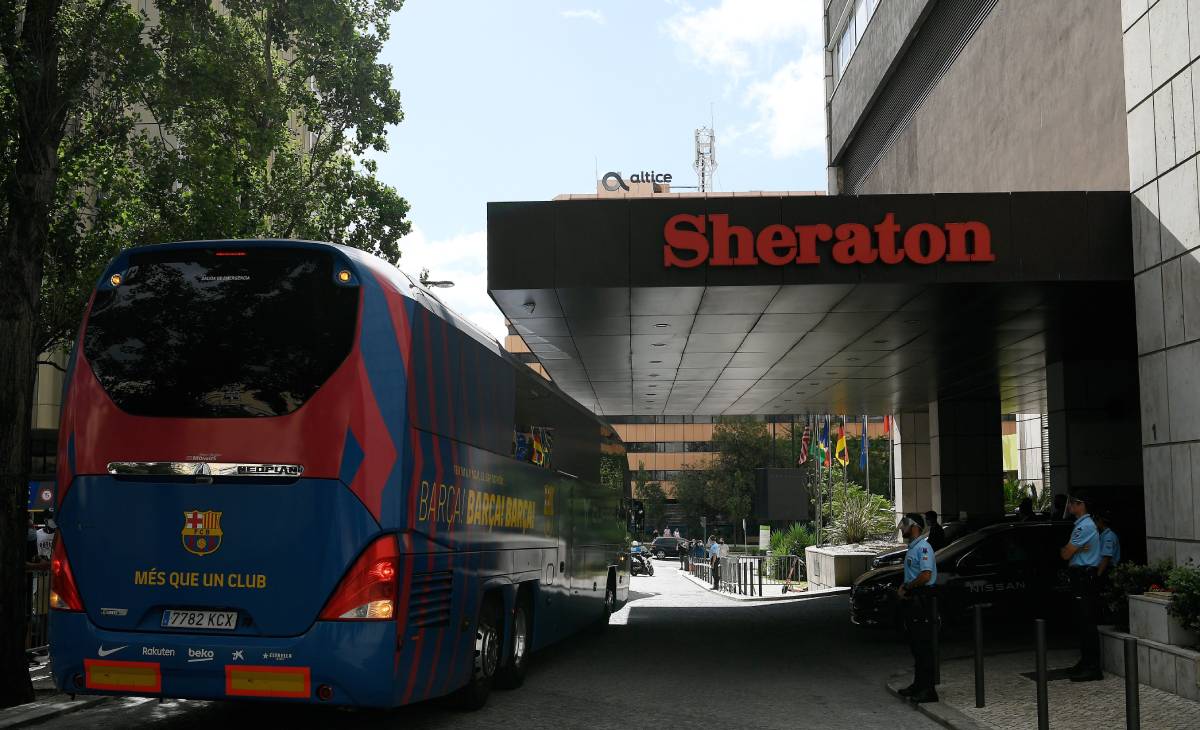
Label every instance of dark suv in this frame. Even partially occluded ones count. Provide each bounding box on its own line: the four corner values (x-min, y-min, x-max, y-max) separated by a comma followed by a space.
851, 521, 1075, 628
650, 537, 687, 559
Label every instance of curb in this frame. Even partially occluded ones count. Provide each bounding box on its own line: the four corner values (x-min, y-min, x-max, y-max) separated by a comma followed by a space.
0, 696, 110, 729
678, 568, 850, 602
884, 675, 988, 730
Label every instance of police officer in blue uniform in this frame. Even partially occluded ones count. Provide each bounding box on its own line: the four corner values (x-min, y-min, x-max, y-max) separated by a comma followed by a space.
897, 513, 939, 703
1059, 493, 1103, 681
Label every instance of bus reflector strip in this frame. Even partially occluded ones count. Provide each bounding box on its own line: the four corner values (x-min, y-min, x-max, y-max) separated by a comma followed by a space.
84, 659, 161, 693
225, 665, 311, 698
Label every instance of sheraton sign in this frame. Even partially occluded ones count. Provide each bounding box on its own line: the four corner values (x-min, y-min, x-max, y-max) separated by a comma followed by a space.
662, 213, 995, 268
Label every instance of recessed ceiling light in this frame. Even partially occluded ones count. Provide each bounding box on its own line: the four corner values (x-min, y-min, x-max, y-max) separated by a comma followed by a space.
847, 357, 860, 362
825, 371, 837, 375
649, 373, 660, 377
904, 319, 921, 325
651, 343, 666, 347
653, 323, 670, 328
648, 384, 658, 388
873, 339, 889, 344
795, 391, 804, 395
650, 360, 662, 364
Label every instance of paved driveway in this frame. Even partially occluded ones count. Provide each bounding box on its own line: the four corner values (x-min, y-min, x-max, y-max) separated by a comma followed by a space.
30, 561, 939, 728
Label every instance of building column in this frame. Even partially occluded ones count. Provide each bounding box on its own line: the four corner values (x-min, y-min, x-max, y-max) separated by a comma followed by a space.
1123, 1, 1200, 566
892, 410, 931, 521
929, 397, 1004, 520
1015, 413, 1045, 494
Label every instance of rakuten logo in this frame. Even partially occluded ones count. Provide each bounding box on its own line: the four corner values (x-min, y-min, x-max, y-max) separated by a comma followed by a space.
662, 213, 995, 268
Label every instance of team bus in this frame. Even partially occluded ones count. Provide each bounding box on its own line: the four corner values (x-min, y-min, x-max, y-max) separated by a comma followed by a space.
49, 240, 630, 709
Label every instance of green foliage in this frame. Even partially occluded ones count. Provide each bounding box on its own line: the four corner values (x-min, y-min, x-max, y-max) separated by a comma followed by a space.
639, 481, 667, 534
672, 467, 710, 535
1167, 563, 1200, 638
768, 523, 816, 578
599, 454, 625, 491
1105, 560, 1175, 629
24, 0, 413, 357
707, 418, 770, 525
827, 482, 894, 544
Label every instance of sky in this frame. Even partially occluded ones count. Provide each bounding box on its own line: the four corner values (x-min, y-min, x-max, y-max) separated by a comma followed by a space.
375, 0, 830, 341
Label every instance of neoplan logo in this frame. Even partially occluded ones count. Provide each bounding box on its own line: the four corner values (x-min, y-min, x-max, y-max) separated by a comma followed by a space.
662, 213, 995, 268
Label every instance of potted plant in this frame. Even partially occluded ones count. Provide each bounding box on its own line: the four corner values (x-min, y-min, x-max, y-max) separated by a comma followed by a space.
1104, 560, 1173, 630
1167, 562, 1200, 646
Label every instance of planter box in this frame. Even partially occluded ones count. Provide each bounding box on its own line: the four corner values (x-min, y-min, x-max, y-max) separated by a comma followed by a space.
804, 545, 876, 591
1101, 626, 1200, 701
1130, 594, 1198, 648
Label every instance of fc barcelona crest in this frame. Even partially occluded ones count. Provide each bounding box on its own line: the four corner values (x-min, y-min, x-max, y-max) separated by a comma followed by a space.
181, 510, 223, 556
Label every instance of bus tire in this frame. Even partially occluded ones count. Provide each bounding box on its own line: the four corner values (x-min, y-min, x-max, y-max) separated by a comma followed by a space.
455, 595, 502, 710
592, 571, 616, 633
495, 593, 530, 690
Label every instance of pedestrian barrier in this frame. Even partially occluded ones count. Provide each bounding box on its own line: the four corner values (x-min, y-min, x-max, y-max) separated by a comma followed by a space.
1123, 635, 1140, 730
1035, 618, 1049, 730
687, 554, 804, 596
26, 566, 50, 654
973, 604, 985, 708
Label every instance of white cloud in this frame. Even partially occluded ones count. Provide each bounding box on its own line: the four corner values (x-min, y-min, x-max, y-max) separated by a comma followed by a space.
663, 0, 827, 160
561, 9, 605, 24
744, 51, 825, 158
664, 0, 822, 76
395, 227, 508, 343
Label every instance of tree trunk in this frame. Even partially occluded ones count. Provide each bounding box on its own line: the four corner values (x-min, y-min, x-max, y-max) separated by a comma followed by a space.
0, 0, 65, 709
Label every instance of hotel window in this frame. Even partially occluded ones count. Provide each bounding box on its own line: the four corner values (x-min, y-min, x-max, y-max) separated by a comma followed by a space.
834, 0, 881, 82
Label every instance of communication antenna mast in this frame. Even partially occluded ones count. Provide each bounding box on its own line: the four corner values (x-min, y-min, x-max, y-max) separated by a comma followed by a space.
694, 126, 717, 193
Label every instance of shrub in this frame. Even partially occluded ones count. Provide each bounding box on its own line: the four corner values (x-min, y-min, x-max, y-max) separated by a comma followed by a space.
1104, 560, 1174, 629
1167, 563, 1200, 638
828, 484, 894, 544
768, 522, 817, 579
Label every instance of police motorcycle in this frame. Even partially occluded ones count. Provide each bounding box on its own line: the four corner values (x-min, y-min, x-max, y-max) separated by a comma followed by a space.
629, 541, 654, 576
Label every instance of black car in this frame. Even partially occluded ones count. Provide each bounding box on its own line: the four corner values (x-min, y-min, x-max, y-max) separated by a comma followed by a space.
850, 521, 1074, 628
871, 520, 978, 568
650, 536, 688, 558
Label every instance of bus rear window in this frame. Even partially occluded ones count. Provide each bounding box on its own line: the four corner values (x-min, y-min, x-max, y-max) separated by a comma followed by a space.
83, 247, 358, 418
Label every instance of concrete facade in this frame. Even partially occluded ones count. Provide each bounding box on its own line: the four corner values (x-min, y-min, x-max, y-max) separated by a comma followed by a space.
929, 397, 1004, 519
1122, 0, 1200, 566
892, 410, 932, 519
828, 0, 1129, 195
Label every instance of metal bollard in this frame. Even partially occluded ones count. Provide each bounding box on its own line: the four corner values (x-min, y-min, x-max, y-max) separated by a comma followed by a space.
973, 604, 985, 708
931, 596, 940, 686
1124, 636, 1140, 730
757, 560, 763, 596
1035, 619, 1049, 730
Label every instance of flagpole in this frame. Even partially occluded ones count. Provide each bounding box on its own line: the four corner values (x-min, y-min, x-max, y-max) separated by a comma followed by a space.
865, 415, 871, 497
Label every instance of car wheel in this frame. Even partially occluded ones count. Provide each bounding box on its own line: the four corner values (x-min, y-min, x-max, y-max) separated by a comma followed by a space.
454, 596, 501, 710
592, 576, 616, 633
495, 598, 529, 690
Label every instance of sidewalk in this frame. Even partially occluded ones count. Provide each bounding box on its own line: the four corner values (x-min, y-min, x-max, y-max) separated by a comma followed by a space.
0, 656, 108, 729
677, 564, 849, 601
887, 648, 1200, 730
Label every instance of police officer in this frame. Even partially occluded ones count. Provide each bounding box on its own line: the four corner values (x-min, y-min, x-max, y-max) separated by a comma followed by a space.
1095, 510, 1121, 577
1059, 493, 1103, 681
896, 513, 939, 703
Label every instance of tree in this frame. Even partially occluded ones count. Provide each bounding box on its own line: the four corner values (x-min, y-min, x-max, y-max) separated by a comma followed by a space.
640, 482, 667, 535
0, 0, 409, 706
707, 418, 771, 538
672, 467, 711, 536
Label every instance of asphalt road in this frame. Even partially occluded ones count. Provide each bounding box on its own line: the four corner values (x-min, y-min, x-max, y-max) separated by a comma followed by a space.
32, 562, 940, 729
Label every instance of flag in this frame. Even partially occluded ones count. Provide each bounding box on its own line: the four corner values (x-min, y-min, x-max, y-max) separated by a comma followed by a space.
883, 414, 892, 434
821, 416, 831, 467
835, 421, 849, 466
859, 415, 868, 470
798, 424, 811, 465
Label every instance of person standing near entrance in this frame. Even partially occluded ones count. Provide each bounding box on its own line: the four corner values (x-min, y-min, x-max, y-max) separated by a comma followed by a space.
1095, 510, 1121, 577
1060, 493, 1103, 681
708, 537, 721, 589
897, 514, 938, 703
924, 510, 946, 551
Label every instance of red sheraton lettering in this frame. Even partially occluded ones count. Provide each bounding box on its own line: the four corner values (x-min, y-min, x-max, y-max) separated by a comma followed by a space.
662, 212, 994, 268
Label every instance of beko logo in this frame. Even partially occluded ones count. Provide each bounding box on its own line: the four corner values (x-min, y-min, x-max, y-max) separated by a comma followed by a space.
662, 212, 995, 268
601, 170, 673, 192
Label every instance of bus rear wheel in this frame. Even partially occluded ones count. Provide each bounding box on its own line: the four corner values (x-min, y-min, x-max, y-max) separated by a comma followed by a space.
495, 597, 529, 689
455, 596, 501, 710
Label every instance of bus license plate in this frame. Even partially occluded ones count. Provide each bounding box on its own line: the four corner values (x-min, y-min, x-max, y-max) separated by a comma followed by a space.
161, 609, 237, 630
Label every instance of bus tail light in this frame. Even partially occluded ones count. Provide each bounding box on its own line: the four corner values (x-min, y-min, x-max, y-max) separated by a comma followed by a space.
50, 538, 84, 611
320, 535, 399, 620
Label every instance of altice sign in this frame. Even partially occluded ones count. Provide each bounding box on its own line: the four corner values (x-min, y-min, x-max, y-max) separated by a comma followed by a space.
601, 170, 673, 192
662, 212, 994, 268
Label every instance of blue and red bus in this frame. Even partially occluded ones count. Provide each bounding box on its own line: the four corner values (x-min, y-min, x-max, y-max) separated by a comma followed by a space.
49, 240, 630, 708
